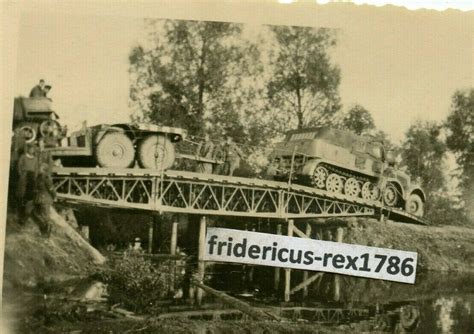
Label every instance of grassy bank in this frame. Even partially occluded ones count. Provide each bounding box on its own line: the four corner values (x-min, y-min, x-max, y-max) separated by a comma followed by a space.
342, 218, 474, 272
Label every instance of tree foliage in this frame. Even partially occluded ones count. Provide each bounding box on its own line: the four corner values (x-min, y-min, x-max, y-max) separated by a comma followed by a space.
401, 121, 447, 195
398, 121, 469, 225
445, 89, 474, 220
129, 20, 261, 139
445, 89, 474, 169
267, 26, 341, 129
341, 104, 376, 135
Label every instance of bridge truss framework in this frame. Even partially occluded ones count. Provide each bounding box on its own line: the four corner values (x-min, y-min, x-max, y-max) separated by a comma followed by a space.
52, 168, 376, 220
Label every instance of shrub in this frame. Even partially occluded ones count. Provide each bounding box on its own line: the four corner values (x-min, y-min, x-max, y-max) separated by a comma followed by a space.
102, 253, 170, 313
424, 195, 470, 226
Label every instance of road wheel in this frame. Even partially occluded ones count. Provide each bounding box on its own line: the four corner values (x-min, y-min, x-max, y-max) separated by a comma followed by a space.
95, 132, 135, 168
361, 182, 380, 201
400, 305, 420, 330
326, 173, 343, 193
138, 135, 175, 170
40, 119, 61, 138
405, 194, 424, 217
312, 166, 328, 189
18, 125, 36, 143
375, 315, 390, 331
344, 177, 361, 197
383, 183, 399, 207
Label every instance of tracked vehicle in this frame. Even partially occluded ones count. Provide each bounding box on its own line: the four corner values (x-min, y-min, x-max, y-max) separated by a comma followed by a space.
13, 97, 64, 145
267, 127, 425, 217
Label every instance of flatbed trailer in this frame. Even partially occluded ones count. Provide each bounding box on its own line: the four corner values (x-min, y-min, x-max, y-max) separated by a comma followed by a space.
48, 122, 223, 169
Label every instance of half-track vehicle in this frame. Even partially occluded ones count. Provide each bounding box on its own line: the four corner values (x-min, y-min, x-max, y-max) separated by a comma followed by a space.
267, 127, 425, 217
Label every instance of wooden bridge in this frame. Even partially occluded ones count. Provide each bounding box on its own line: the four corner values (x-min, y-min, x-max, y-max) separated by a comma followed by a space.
51, 167, 424, 304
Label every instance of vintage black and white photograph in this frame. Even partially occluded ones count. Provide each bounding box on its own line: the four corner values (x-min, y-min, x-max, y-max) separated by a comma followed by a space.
1, 1, 473, 333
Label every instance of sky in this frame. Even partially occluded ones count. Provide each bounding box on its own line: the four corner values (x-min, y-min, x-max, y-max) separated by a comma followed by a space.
315, 0, 473, 11
13, 8, 473, 143
14, 13, 142, 129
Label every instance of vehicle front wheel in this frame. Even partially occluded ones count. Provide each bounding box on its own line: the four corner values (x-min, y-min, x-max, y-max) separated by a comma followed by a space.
405, 194, 424, 217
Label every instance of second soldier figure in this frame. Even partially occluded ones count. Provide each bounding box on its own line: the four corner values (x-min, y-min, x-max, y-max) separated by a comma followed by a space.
223, 136, 243, 176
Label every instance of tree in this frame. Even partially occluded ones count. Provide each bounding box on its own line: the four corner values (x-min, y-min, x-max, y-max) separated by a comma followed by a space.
266, 26, 341, 130
401, 121, 447, 195
129, 20, 259, 137
341, 104, 375, 135
399, 121, 468, 225
445, 89, 474, 220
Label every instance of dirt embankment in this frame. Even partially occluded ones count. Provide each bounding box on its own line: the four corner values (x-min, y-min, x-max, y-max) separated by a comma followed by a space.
2, 208, 105, 289
341, 218, 474, 273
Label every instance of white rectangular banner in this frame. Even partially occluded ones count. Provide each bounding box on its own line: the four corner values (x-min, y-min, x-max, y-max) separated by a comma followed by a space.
204, 227, 418, 284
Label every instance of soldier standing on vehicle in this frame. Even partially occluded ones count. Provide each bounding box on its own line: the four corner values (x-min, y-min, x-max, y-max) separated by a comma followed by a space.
223, 136, 244, 176
29, 79, 46, 98
32, 163, 56, 237
43, 85, 52, 100
196, 134, 215, 174
211, 140, 225, 175
16, 143, 38, 218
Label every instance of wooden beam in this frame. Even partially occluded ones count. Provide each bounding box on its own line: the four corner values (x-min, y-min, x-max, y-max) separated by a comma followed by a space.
191, 276, 277, 321
248, 227, 256, 284
290, 272, 323, 294
292, 224, 310, 239
284, 219, 294, 302
335, 227, 343, 242
303, 222, 312, 298
316, 228, 322, 240
334, 227, 344, 302
196, 216, 207, 305
274, 223, 282, 291
169, 221, 179, 294
170, 222, 178, 255
148, 219, 154, 254
110, 252, 184, 260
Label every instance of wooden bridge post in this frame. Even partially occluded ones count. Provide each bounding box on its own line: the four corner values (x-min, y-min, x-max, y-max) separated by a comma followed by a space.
248, 226, 256, 284
169, 221, 178, 294
171, 221, 178, 255
274, 223, 282, 291
303, 222, 312, 299
316, 227, 322, 240
284, 219, 294, 302
148, 216, 156, 254
196, 216, 207, 305
334, 227, 344, 302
